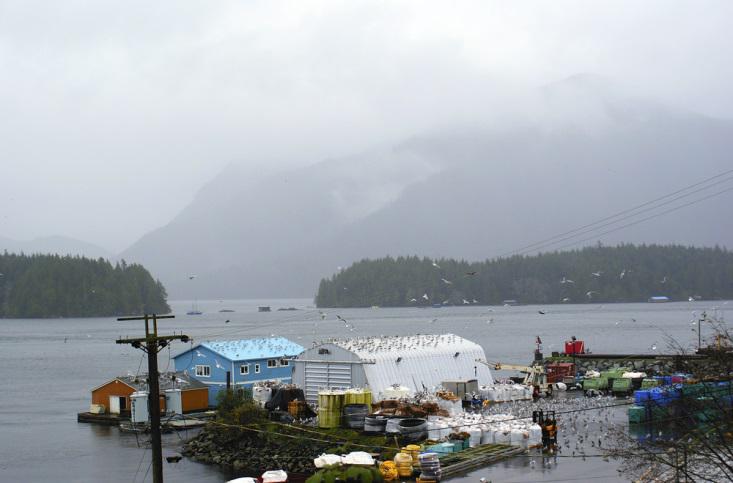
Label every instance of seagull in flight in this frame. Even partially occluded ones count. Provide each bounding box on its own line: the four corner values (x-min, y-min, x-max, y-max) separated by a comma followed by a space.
214, 359, 225, 370
441, 278, 453, 285
465, 271, 477, 277
188, 274, 197, 280
586, 291, 598, 299
619, 269, 626, 279
591, 271, 603, 277
409, 298, 417, 303
562, 297, 571, 302
560, 277, 575, 284
660, 276, 667, 284
432, 261, 441, 269
422, 293, 430, 300
538, 310, 546, 315
462, 299, 470, 305
225, 319, 230, 324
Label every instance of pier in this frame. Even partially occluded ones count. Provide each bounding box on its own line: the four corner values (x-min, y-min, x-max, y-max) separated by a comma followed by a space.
439, 444, 527, 477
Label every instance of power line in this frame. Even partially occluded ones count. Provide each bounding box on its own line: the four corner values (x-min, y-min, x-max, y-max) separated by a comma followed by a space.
497, 169, 733, 258
548, 185, 733, 253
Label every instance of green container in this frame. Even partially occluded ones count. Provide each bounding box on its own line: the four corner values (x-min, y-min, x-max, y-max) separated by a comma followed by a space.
641, 378, 659, 389
650, 405, 668, 420
628, 405, 647, 424
612, 378, 632, 393
601, 368, 629, 380
583, 377, 609, 390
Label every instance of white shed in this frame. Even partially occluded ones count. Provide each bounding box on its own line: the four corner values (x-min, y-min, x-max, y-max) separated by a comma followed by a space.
292, 333, 493, 403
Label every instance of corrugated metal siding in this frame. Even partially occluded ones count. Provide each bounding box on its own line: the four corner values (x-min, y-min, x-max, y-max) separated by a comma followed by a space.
302, 362, 353, 403
294, 344, 362, 404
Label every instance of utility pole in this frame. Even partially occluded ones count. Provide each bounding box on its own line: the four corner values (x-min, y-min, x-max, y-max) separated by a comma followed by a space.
698, 311, 706, 352
116, 314, 189, 483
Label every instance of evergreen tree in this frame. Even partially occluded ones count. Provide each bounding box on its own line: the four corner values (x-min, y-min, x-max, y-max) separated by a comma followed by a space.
314, 244, 733, 307
0, 252, 170, 318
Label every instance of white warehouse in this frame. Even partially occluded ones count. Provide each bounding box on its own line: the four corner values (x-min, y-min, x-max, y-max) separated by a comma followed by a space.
292, 333, 494, 403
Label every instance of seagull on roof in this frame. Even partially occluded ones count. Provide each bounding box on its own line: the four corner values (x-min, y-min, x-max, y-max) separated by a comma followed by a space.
560, 277, 575, 284
441, 278, 452, 285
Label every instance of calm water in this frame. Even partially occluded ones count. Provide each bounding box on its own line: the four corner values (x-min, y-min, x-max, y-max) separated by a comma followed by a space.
0, 298, 728, 482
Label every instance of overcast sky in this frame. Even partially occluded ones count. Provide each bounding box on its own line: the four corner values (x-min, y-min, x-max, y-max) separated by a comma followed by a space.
1, 1, 732, 252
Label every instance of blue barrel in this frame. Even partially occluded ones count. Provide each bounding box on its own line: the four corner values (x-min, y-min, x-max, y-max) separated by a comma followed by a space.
634, 390, 650, 405
663, 376, 673, 386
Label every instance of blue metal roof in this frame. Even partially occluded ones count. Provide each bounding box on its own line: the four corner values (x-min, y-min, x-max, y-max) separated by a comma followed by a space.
199, 337, 304, 361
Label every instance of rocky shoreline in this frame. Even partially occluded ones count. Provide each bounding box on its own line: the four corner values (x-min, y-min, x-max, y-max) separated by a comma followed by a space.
182, 423, 355, 474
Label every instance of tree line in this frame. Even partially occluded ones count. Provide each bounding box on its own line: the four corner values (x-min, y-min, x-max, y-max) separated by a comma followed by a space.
0, 252, 170, 318
315, 244, 733, 307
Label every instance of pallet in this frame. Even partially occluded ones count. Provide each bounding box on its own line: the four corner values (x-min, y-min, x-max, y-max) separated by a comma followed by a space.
439, 444, 525, 477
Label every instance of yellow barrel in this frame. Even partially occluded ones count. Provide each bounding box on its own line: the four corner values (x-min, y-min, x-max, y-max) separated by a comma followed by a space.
393, 452, 413, 477
318, 407, 340, 428
318, 390, 345, 410
345, 388, 373, 409
403, 444, 421, 465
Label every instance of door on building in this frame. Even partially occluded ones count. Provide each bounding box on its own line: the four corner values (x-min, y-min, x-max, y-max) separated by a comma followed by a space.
304, 362, 353, 404
109, 395, 120, 414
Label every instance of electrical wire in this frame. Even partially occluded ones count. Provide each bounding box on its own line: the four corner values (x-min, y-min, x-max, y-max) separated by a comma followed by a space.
547, 185, 733, 253
496, 169, 733, 258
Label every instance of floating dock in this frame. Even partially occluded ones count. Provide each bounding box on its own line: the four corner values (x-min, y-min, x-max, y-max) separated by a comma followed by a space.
438, 444, 526, 477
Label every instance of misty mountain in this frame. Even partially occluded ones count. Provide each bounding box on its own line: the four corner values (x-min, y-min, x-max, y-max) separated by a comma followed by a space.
0, 235, 114, 260
121, 75, 733, 299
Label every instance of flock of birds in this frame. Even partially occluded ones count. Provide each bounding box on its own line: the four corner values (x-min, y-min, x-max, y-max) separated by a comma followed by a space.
483, 393, 624, 466
401, 261, 676, 306
325, 333, 464, 355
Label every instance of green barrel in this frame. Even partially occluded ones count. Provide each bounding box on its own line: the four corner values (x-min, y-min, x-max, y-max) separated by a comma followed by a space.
628, 405, 647, 424
641, 378, 659, 389
612, 378, 632, 394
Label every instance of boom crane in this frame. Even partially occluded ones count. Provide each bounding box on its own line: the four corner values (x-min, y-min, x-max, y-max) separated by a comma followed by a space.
476, 359, 552, 398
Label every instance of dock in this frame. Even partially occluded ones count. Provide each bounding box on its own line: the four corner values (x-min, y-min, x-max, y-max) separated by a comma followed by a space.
439, 444, 526, 477
77, 412, 128, 425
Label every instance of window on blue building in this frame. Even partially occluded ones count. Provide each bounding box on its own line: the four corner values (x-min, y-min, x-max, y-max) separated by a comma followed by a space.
195, 365, 211, 377
255, 363, 260, 374
240, 364, 249, 375
280, 358, 289, 366
267, 359, 277, 368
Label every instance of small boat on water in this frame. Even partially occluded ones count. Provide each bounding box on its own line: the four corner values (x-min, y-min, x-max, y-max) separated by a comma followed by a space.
258, 306, 271, 312
219, 309, 235, 313
188, 300, 203, 315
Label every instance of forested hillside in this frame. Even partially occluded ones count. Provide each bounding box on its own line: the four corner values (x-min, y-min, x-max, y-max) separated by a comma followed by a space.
0, 253, 170, 318
315, 245, 733, 307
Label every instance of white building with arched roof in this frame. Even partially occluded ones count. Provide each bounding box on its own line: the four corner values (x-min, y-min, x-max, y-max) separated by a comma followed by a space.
292, 333, 493, 404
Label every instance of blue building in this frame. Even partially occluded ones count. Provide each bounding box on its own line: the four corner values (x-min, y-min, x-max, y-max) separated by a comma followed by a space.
173, 337, 304, 407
